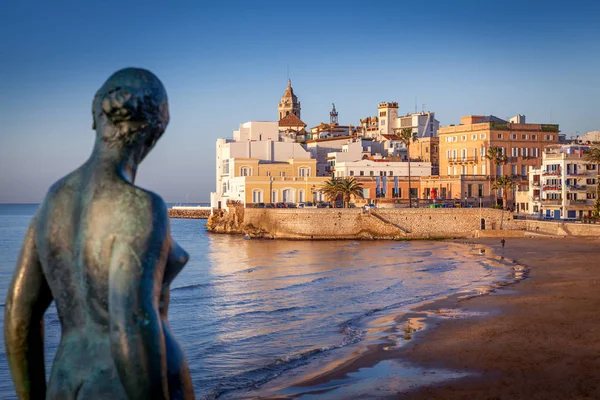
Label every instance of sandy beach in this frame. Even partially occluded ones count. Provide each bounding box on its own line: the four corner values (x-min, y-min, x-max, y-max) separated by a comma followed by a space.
264, 237, 600, 399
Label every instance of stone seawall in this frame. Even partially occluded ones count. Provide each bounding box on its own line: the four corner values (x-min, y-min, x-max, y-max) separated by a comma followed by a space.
168, 208, 211, 219
206, 207, 600, 239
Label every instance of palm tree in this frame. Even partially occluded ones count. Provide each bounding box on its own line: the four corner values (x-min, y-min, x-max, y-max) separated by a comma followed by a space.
319, 177, 364, 208
485, 146, 507, 206
395, 127, 418, 207
320, 178, 341, 205
337, 177, 364, 208
492, 176, 516, 209
584, 146, 600, 218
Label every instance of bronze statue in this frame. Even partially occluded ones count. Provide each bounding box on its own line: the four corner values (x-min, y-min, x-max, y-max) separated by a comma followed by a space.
4, 68, 194, 399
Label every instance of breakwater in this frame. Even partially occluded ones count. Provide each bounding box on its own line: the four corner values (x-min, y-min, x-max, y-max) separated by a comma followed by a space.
168, 206, 211, 219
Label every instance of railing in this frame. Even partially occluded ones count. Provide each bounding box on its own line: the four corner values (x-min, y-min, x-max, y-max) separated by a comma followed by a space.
531, 181, 540, 187
542, 171, 561, 176
566, 171, 587, 176
542, 186, 562, 191
448, 157, 478, 164
541, 199, 562, 205
567, 199, 590, 205
566, 185, 587, 190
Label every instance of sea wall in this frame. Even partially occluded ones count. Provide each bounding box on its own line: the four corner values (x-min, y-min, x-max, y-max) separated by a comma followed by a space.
226, 208, 525, 239
206, 207, 600, 239
168, 207, 211, 219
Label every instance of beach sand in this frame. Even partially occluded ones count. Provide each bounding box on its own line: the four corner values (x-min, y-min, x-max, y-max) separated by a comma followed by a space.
266, 237, 600, 399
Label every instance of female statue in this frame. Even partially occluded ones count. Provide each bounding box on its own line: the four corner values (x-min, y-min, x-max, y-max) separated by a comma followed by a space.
4, 68, 194, 399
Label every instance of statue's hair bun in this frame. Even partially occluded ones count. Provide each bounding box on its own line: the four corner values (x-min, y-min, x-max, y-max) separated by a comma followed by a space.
92, 68, 169, 147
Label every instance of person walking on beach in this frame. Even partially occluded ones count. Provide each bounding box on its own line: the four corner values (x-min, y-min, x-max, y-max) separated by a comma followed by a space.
501, 238, 506, 248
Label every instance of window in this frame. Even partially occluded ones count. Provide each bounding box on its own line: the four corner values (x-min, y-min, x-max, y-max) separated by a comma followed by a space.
482, 164, 487, 175
522, 134, 528, 140
240, 166, 252, 176
360, 171, 364, 176
532, 135, 537, 140
222, 182, 227, 193
467, 184, 472, 197
266, 171, 271, 177
472, 134, 477, 140
298, 167, 310, 177
280, 171, 285, 177
381, 119, 385, 126
533, 148, 539, 157
474, 165, 478, 175
425, 147, 429, 153
462, 165, 467, 175
222, 159, 230, 175
446, 150, 451, 159
461, 135, 467, 141
480, 133, 487, 139
512, 147, 518, 157
453, 136, 458, 142
380, 171, 384, 176
511, 134, 517, 140
523, 148, 529, 157
478, 184, 484, 197
512, 165, 518, 175
498, 133, 503, 139
452, 149, 457, 160
252, 189, 263, 203
480, 146, 486, 157
379, 111, 387, 117
521, 165, 527, 177
370, 171, 374, 176
447, 166, 452, 175
389, 171, 394, 176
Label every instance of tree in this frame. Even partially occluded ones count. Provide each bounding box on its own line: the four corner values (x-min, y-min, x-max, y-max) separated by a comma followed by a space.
395, 127, 418, 207
492, 176, 516, 209
319, 177, 364, 208
584, 146, 600, 218
485, 146, 507, 206
337, 177, 364, 208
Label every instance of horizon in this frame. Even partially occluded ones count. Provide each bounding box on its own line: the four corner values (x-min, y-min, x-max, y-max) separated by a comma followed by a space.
1, 0, 599, 203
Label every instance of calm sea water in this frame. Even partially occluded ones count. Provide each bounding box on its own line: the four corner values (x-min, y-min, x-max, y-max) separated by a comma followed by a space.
0, 204, 512, 399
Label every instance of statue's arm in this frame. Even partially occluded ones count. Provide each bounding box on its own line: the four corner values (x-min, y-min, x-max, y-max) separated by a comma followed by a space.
109, 236, 169, 400
4, 221, 52, 400
159, 240, 188, 318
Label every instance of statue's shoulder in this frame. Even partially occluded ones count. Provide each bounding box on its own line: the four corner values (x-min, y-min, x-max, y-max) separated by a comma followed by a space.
126, 185, 169, 220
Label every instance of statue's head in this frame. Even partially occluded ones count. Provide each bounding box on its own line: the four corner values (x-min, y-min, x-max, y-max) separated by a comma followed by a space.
92, 68, 169, 161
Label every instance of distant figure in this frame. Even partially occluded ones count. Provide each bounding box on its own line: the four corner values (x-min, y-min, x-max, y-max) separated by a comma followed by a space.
4, 68, 194, 399
501, 238, 506, 248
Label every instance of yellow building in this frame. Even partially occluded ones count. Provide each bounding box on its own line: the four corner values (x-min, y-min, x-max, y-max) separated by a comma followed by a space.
227, 158, 328, 204
438, 115, 560, 179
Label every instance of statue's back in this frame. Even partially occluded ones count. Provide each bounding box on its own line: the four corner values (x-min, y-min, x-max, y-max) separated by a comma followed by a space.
37, 169, 160, 399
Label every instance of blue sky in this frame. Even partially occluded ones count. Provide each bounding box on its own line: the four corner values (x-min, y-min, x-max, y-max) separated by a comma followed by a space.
1, 0, 599, 203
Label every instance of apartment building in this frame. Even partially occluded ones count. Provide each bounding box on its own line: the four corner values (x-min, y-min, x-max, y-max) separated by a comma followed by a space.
528, 144, 597, 220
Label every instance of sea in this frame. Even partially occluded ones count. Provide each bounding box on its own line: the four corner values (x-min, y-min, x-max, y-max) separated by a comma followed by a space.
0, 203, 516, 399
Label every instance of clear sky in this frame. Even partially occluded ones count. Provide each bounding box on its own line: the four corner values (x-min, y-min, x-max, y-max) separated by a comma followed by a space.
1, 0, 598, 203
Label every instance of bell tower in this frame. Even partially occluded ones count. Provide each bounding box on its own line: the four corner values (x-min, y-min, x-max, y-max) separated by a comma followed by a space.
278, 79, 301, 121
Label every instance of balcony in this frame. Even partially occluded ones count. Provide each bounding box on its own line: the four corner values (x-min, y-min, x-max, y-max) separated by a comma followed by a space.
542, 185, 562, 191
530, 181, 540, 187
448, 156, 478, 165
567, 199, 591, 206
566, 185, 587, 191
542, 171, 561, 176
541, 199, 562, 205
566, 171, 587, 176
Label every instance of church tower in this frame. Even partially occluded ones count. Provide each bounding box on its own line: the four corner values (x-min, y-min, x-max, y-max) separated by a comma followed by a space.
278, 79, 301, 121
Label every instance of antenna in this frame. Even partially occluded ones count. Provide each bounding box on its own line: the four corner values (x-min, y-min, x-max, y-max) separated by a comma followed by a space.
422, 103, 426, 113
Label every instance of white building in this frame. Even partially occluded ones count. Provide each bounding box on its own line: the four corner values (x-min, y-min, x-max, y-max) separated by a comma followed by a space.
211, 121, 317, 209
527, 144, 597, 220
333, 160, 432, 179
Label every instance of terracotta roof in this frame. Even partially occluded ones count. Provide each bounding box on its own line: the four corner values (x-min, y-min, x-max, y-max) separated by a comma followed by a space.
278, 113, 306, 127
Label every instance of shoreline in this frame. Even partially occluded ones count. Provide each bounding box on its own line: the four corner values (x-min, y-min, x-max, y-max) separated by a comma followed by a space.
257, 237, 600, 399
249, 241, 526, 399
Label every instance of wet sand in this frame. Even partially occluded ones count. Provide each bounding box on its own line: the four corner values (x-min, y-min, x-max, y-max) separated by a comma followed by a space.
269, 237, 600, 399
